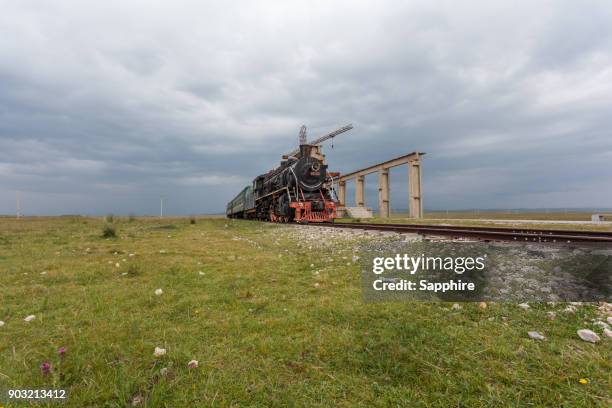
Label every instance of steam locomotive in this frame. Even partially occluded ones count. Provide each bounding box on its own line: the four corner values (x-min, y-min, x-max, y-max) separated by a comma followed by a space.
226, 143, 338, 222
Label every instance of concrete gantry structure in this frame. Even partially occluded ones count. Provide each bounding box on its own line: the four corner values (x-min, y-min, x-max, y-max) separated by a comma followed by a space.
336, 152, 424, 218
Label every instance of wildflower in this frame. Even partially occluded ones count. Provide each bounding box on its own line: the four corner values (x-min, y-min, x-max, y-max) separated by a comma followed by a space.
40, 362, 52, 375
58, 347, 67, 358
187, 360, 198, 369
154, 347, 166, 357
579, 378, 589, 384
24, 315, 36, 322
154, 288, 163, 296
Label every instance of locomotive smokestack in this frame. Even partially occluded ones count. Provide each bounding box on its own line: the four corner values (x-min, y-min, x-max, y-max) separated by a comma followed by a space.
299, 144, 313, 158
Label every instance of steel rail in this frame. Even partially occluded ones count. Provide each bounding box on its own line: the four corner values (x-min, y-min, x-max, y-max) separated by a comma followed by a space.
334, 222, 612, 237
308, 222, 612, 243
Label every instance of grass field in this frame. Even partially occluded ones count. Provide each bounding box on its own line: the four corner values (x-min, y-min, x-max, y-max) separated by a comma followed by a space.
0, 217, 610, 406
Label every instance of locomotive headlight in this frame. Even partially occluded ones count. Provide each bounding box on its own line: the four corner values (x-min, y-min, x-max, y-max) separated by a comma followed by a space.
311, 162, 321, 172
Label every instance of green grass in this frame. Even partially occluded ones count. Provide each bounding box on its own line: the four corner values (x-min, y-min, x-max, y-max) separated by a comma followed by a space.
0, 217, 610, 407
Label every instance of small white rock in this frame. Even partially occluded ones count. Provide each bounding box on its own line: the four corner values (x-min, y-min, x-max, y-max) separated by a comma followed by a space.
153, 347, 166, 357
160, 367, 169, 376
187, 359, 198, 369
563, 305, 576, 314
577, 329, 600, 343
546, 311, 556, 320
528, 331, 546, 340
121, 272, 128, 276
603, 328, 612, 338
593, 321, 610, 330
518, 303, 530, 310
129, 253, 135, 257
154, 288, 163, 296
451, 303, 461, 310
0, 320, 4, 327
607, 316, 612, 325
198, 271, 205, 276
40, 271, 47, 275
115, 263, 120, 268
24, 315, 36, 322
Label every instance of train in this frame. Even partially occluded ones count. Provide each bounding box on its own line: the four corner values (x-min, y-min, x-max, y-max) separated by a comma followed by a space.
227, 143, 338, 223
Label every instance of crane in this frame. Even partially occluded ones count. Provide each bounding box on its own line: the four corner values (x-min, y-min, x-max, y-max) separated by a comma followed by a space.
285, 124, 353, 158
298, 125, 307, 145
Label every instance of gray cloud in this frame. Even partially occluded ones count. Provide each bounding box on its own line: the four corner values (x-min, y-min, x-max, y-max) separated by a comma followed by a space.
1, 0, 611, 215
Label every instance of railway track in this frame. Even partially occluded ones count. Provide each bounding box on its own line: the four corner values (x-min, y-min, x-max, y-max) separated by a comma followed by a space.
309, 222, 612, 244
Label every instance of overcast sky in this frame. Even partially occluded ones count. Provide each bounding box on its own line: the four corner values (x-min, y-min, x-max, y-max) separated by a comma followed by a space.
1, 0, 611, 215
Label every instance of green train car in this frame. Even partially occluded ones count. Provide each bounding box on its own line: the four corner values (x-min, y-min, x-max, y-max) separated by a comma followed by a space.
226, 185, 255, 218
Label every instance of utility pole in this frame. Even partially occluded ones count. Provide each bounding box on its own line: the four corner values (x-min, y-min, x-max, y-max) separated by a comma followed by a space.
160, 197, 164, 218
16, 191, 21, 218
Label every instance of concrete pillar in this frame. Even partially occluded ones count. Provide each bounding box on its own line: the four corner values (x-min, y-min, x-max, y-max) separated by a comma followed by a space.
378, 169, 390, 218
355, 176, 365, 207
408, 157, 423, 218
338, 181, 346, 207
